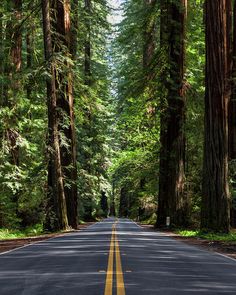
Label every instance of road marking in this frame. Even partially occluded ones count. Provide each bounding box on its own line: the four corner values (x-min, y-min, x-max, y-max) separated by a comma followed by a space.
115, 230, 126, 295
104, 222, 126, 295
131, 220, 142, 228
104, 225, 115, 295
0, 221, 99, 256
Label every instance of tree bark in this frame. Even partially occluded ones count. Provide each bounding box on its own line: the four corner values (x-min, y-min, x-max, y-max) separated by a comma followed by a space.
156, 0, 188, 228
51, 0, 78, 229
229, 0, 236, 228
201, 0, 231, 233
0, 7, 3, 102
42, 0, 69, 231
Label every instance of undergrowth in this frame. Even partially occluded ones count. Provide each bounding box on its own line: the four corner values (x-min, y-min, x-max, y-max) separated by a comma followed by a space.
176, 230, 236, 242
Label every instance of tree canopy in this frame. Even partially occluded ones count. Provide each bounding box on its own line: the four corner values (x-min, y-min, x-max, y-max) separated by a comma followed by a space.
0, 0, 235, 234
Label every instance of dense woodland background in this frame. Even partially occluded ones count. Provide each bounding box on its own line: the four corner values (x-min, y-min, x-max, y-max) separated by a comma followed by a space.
0, 0, 235, 235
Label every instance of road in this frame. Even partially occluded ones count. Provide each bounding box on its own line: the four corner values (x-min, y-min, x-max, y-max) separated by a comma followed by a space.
0, 218, 236, 294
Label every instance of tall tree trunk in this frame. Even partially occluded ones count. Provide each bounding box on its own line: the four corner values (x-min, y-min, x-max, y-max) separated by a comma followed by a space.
51, 0, 78, 229
0, 7, 3, 227
201, 0, 231, 233
229, 0, 236, 228
0, 7, 3, 102
42, 0, 69, 231
156, 0, 188, 228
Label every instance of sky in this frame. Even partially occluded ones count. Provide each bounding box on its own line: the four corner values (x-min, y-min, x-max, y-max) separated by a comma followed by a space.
108, 0, 124, 25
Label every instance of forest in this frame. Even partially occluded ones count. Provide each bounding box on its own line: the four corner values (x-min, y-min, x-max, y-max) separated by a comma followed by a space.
0, 0, 235, 236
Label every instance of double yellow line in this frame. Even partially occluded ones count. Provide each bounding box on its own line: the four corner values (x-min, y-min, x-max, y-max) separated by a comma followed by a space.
104, 222, 126, 295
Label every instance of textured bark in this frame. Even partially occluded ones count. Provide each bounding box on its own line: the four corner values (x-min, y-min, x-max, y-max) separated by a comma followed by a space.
157, 0, 188, 228
229, 0, 236, 228
201, 0, 231, 233
42, 0, 69, 231
0, 6, 3, 228
0, 8, 3, 101
51, 0, 78, 229
0, 11, 3, 227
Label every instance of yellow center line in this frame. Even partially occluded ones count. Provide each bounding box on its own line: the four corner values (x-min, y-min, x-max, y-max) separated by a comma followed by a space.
104, 224, 115, 295
115, 229, 126, 295
104, 222, 126, 295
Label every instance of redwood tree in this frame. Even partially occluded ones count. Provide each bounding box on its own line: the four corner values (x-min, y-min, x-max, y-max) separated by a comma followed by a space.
156, 0, 188, 227
42, 0, 69, 230
229, 0, 236, 228
201, 0, 231, 233
51, 0, 78, 228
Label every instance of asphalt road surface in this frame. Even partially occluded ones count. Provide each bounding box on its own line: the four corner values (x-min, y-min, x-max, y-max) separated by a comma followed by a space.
0, 218, 236, 295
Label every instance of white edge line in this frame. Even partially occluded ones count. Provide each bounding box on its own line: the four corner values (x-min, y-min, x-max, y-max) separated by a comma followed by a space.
212, 250, 236, 263
130, 219, 143, 228
0, 236, 57, 256
0, 221, 99, 256
159, 231, 236, 264
147, 227, 236, 264
129, 219, 236, 264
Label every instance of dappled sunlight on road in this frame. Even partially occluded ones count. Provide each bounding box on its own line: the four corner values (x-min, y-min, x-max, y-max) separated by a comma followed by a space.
114, 219, 236, 294
0, 218, 236, 294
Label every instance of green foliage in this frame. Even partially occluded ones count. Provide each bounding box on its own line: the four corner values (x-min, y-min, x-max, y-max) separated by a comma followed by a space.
176, 229, 236, 243
0, 0, 114, 228
76, 0, 113, 220
0, 0, 217, 233
0, 224, 43, 240
109, 0, 159, 220
0, 1, 47, 228
185, 0, 205, 216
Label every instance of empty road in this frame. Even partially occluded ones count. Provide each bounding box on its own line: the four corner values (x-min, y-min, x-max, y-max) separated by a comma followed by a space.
0, 218, 236, 294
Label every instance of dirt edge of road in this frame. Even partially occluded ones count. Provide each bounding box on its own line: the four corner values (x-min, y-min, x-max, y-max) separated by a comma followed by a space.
139, 224, 236, 260
0, 222, 96, 254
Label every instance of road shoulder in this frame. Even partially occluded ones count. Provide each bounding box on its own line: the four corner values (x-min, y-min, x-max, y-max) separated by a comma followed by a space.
0, 222, 96, 254
139, 224, 236, 261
